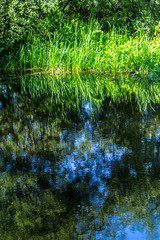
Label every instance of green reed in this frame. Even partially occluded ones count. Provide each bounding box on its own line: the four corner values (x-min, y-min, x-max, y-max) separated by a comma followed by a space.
2, 18, 160, 76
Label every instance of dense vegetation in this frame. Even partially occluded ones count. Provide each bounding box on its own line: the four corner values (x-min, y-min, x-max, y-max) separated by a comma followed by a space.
1, 0, 160, 74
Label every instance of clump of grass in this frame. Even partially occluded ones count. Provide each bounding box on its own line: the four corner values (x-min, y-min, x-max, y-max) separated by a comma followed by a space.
2, 19, 160, 77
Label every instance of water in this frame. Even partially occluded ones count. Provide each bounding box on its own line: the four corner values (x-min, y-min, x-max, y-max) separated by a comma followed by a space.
1, 74, 160, 239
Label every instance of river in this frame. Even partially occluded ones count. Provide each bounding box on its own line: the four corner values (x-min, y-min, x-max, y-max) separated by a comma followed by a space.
0, 73, 160, 239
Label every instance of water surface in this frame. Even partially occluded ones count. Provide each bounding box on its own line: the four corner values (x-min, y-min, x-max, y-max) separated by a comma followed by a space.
1, 74, 160, 239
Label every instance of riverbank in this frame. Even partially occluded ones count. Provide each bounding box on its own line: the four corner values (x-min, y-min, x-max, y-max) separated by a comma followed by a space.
1, 20, 160, 78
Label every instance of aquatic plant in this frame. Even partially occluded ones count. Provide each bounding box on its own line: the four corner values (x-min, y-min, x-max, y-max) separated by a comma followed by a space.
1, 19, 160, 78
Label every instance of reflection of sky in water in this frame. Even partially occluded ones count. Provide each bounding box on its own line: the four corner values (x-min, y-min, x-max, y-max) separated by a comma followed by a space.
83, 102, 93, 113
0, 101, 2, 112
77, 212, 160, 239
2, 79, 160, 239
91, 225, 160, 240
124, 225, 160, 240
55, 139, 126, 198
0, 85, 8, 97
76, 210, 160, 239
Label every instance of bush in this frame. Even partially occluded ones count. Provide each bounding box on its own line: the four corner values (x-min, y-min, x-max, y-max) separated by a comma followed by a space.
1, 0, 160, 66
0, 0, 57, 53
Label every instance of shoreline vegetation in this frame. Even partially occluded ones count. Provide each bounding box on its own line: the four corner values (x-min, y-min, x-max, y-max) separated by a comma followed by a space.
2, 20, 160, 78
1, 0, 160, 77
1, 0, 160, 113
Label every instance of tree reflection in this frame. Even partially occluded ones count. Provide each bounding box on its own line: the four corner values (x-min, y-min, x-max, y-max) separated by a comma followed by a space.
1, 74, 160, 239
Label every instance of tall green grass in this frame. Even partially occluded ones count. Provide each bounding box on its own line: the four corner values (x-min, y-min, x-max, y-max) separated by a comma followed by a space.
3, 19, 160, 76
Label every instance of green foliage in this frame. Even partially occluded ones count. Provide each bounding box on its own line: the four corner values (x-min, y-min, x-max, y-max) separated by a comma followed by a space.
0, 0, 57, 53
1, 0, 160, 61
3, 20, 160, 77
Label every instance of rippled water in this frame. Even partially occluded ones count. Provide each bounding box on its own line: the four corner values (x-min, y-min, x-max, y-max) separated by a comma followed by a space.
1, 74, 160, 239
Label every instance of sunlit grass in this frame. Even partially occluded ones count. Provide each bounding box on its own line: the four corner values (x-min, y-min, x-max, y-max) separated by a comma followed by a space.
2, 19, 160, 77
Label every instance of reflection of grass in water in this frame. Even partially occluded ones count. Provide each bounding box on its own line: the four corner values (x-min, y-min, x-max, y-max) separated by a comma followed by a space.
21, 73, 160, 113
